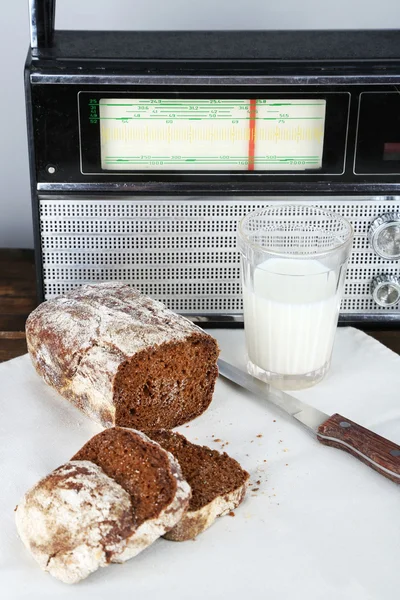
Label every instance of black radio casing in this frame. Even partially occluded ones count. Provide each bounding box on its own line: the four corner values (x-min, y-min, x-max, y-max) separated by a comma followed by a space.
26, 1, 400, 324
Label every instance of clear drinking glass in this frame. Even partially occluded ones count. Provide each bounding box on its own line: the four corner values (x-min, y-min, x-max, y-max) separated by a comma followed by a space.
238, 205, 353, 390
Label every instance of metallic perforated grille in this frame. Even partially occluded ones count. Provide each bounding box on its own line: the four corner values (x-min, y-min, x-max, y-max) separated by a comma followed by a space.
39, 196, 400, 318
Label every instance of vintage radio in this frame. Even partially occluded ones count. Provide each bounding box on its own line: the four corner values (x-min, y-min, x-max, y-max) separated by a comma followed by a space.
26, 1, 400, 323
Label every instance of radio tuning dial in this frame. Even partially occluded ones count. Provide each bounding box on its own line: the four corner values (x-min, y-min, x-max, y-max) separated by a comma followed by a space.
369, 212, 400, 260
371, 274, 400, 307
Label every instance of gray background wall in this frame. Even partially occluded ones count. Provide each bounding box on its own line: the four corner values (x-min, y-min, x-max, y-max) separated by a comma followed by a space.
1, 0, 400, 248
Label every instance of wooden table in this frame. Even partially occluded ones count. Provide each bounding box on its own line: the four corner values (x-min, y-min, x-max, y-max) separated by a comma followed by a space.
0, 250, 37, 362
0, 248, 399, 362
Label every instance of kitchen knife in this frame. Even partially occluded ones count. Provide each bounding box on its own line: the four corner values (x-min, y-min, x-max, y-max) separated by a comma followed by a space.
218, 358, 400, 483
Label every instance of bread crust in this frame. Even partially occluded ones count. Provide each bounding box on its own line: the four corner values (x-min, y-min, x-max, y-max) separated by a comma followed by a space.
164, 481, 247, 541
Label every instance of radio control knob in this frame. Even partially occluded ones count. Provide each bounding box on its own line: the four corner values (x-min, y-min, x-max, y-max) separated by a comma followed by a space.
370, 274, 400, 307
369, 212, 400, 260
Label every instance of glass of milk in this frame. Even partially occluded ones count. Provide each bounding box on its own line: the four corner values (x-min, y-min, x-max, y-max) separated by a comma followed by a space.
238, 205, 353, 390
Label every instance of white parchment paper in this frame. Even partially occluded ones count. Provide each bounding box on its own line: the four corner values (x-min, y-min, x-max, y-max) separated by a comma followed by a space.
1, 327, 399, 600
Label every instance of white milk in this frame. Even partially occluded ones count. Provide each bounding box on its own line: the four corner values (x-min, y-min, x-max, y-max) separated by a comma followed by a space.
243, 258, 341, 376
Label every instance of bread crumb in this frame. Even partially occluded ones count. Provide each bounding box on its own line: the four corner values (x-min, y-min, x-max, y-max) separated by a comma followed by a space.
256, 434, 263, 438
252, 488, 259, 492
263, 459, 267, 463
273, 419, 276, 422
256, 480, 261, 485
285, 464, 288, 466
228, 511, 235, 517
213, 438, 222, 443
283, 448, 288, 452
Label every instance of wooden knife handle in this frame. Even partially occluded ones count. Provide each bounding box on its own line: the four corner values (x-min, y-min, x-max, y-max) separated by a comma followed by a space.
317, 413, 400, 483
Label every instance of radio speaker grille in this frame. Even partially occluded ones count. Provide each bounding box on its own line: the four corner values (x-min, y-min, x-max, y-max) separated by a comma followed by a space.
39, 196, 400, 319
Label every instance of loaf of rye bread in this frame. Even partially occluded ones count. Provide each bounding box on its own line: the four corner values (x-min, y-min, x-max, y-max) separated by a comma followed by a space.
26, 283, 219, 430
148, 430, 249, 541
15, 428, 191, 584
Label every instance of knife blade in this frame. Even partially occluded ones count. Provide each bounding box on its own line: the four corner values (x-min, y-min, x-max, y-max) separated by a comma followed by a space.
217, 358, 400, 483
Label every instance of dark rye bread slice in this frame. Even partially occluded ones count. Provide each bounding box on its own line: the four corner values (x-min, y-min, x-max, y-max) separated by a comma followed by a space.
71, 428, 191, 532
15, 428, 191, 584
26, 282, 219, 430
147, 430, 249, 541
